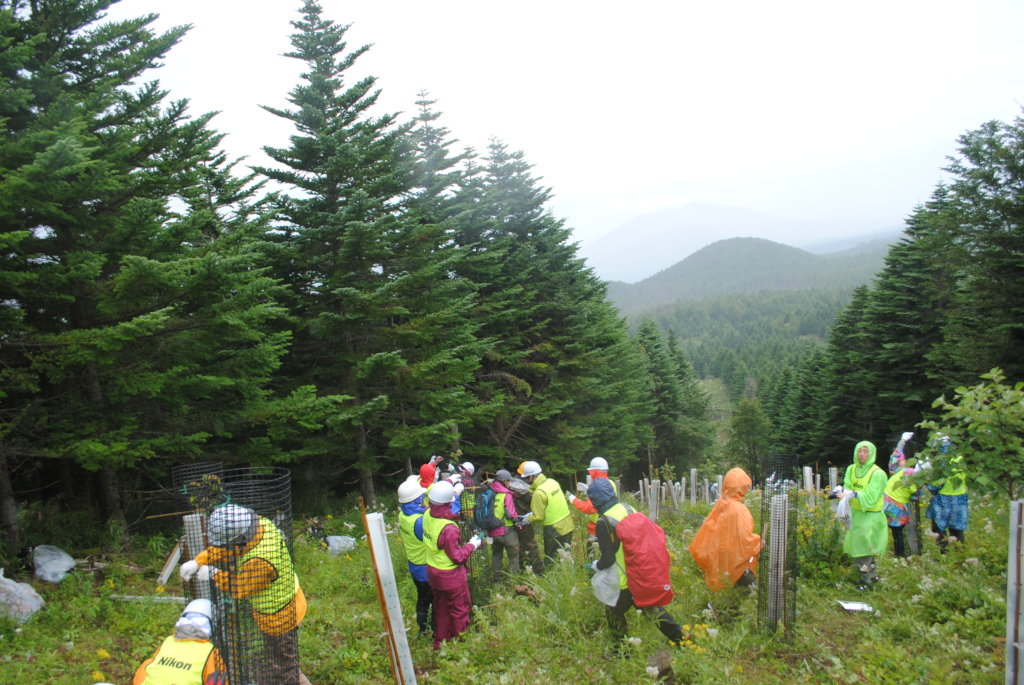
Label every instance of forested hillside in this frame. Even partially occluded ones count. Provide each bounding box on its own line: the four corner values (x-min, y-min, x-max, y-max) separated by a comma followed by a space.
0, 0, 713, 552
1, 0, 1021, 565
606, 235, 892, 315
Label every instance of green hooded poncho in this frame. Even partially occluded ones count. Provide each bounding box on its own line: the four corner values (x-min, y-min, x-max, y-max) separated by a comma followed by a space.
842, 440, 889, 558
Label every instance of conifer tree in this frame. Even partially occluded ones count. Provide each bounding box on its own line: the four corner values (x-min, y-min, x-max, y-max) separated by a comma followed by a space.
0, 0, 293, 543
256, 1, 482, 503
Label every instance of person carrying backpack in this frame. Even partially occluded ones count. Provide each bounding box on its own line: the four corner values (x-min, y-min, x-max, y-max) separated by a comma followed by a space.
585, 478, 686, 654
485, 469, 520, 576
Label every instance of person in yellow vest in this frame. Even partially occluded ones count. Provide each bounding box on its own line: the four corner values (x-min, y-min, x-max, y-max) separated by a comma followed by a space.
422, 480, 483, 649
515, 460, 573, 568
883, 431, 921, 558
840, 441, 889, 589
487, 469, 521, 576
924, 435, 969, 553
586, 478, 686, 655
133, 598, 227, 685
396, 476, 434, 637
179, 504, 311, 685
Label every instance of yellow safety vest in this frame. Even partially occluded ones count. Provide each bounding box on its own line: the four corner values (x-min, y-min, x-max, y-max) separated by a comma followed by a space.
600, 502, 632, 589
422, 511, 458, 570
848, 464, 884, 512
242, 517, 297, 616
398, 510, 428, 566
139, 636, 212, 685
535, 475, 571, 526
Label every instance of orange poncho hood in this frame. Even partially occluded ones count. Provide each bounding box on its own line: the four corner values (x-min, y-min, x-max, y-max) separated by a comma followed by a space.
688, 467, 762, 592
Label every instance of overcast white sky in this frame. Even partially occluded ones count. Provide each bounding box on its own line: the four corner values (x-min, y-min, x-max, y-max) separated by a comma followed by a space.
106, 0, 1024, 246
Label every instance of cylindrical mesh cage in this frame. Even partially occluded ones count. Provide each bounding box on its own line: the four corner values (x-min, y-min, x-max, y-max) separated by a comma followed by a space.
455, 478, 494, 607
172, 462, 225, 511
757, 453, 798, 637
181, 467, 299, 685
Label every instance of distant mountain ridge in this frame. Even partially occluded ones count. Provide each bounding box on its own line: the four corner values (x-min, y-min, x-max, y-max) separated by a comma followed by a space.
577, 202, 901, 283
606, 236, 894, 317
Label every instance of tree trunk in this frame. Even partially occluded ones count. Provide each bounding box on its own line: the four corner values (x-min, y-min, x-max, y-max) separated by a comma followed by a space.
98, 464, 125, 525
357, 427, 376, 508
0, 450, 21, 553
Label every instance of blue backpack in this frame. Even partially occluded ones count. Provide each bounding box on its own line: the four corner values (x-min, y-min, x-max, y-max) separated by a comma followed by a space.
473, 488, 503, 531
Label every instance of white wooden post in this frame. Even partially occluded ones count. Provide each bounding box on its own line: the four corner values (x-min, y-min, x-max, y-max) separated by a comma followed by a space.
1007, 500, 1023, 685
704, 478, 710, 504
690, 469, 698, 505
802, 466, 813, 491
681, 477, 687, 504
366, 513, 417, 685
828, 467, 838, 491
183, 514, 211, 598
716, 474, 723, 501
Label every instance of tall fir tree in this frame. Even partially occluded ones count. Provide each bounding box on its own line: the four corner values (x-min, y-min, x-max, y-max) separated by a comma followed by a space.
0, 0, 293, 545
256, 1, 482, 503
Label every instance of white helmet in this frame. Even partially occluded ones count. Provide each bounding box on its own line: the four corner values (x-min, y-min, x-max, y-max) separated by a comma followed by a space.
181, 598, 213, 621
588, 456, 609, 471
518, 460, 542, 477
175, 598, 213, 640
458, 461, 475, 476
428, 481, 455, 504
397, 477, 427, 504
207, 504, 256, 546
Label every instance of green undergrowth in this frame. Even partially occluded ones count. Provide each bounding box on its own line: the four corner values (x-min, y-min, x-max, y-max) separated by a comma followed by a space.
0, 495, 1010, 684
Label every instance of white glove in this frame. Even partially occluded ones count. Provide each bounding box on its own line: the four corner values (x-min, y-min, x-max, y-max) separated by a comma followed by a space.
566, 493, 577, 504
842, 489, 858, 499
901, 431, 914, 442
196, 565, 218, 582
469, 535, 483, 550
517, 513, 532, 526
179, 560, 199, 581
577, 482, 589, 495
915, 460, 932, 472
430, 454, 444, 465
447, 473, 460, 485
484, 536, 493, 545
830, 485, 844, 497
453, 482, 465, 495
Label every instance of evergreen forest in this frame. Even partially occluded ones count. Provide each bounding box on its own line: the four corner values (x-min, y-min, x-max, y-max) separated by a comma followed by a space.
2, 0, 1023, 562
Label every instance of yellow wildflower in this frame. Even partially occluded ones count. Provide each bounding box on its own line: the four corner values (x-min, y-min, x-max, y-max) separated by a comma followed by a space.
96, 648, 111, 660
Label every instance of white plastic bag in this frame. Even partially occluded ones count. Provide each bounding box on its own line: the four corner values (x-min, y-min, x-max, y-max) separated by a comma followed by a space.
326, 535, 356, 556
32, 545, 76, 583
0, 568, 45, 624
590, 565, 621, 606
835, 494, 852, 528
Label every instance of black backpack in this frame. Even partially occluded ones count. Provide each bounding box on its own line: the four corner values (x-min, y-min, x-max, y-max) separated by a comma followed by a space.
473, 487, 503, 531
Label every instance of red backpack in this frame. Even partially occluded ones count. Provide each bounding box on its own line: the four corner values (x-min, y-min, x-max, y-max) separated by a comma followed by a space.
612, 509, 674, 607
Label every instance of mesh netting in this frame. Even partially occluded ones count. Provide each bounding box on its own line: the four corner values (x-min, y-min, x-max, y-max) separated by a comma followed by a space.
171, 462, 225, 511
181, 467, 299, 685
757, 453, 798, 637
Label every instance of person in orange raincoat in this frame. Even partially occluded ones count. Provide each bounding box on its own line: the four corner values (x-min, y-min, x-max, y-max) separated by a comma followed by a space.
688, 467, 761, 620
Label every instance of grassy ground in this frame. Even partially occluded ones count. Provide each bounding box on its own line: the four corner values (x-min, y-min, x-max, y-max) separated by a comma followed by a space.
0, 491, 1010, 684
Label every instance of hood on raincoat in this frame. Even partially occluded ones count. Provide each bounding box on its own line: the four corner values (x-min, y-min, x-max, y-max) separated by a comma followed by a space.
721, 467, 751, 502
587, 478, 618, 514
853, 440, 877, 467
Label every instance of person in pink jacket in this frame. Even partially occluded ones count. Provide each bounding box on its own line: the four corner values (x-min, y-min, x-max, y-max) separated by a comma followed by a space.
421, 480, 483, 649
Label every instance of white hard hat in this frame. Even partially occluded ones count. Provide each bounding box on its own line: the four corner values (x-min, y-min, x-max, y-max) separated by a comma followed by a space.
181, 598, 213, 621
175, 598, 213, 640
428, 481, 455, 504
588, 456, 609, 471
207, 504, 256, 546
398, 477, 427, 504
518, 460, 542, 477
458, 461, 475, 476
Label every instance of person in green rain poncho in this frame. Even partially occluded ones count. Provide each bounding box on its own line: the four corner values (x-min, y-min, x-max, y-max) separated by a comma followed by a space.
840, 440, 889, 589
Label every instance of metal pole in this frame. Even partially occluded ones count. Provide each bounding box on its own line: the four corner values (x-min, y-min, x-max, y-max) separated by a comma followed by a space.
1007, 500, 1023, 685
